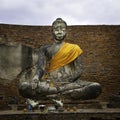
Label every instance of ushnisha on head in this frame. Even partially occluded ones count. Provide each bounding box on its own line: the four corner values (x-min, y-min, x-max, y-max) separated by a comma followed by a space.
52, 18, 67, 29
52, 18, 67, 43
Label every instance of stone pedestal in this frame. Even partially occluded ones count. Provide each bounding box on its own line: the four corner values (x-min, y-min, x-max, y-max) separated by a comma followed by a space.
0, 109, 120, 120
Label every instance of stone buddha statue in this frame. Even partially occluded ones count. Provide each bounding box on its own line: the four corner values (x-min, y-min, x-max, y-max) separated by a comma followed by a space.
19, 18, 101, 102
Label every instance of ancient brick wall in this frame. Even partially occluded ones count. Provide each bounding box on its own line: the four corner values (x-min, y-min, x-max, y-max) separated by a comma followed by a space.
0, 24, 120, 103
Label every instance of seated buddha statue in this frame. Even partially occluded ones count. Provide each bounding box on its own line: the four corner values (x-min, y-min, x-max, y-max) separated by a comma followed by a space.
19, 18, 102, 101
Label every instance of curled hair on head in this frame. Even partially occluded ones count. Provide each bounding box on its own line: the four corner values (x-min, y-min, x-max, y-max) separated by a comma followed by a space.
52, 18, 67, 28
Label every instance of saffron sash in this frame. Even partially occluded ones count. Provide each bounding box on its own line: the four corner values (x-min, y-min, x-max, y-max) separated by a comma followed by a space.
47, 42, 83, 72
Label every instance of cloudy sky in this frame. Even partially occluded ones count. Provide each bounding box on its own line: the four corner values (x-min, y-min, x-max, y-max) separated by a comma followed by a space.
0, 0, 120, 25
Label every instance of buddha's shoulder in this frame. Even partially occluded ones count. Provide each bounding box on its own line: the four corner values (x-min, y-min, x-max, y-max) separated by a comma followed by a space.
38, 44, 52, 52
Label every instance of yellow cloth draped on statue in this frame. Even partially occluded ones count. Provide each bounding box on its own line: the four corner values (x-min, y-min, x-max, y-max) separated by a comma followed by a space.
47, 42, 83, 72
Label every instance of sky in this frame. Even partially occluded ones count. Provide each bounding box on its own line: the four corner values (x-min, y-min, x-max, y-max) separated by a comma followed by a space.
0, 0, 120, 25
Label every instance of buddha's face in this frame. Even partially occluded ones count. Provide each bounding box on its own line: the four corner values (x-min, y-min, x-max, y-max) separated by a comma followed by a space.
52, 22, 67, 43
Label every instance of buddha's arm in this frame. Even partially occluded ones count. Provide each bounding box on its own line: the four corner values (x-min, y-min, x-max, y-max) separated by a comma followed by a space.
65, 55, 83, 82
33, 46, 47, 81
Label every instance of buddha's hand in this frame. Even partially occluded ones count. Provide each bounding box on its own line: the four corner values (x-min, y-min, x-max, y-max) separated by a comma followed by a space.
32, 75, 39, 89
32, 75, 39, 83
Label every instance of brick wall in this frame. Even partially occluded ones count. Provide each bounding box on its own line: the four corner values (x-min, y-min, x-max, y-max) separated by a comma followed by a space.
0, 24, 120, 102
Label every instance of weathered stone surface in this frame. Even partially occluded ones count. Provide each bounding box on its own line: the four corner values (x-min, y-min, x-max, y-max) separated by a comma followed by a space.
0, 42, 38, 82
0, 43, 22, 80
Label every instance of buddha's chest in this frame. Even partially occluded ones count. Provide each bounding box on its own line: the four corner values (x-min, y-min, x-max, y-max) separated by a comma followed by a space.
46, 44, 63, 59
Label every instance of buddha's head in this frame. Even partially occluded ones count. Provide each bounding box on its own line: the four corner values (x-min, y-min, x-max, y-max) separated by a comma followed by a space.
52, 18, 67, 43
